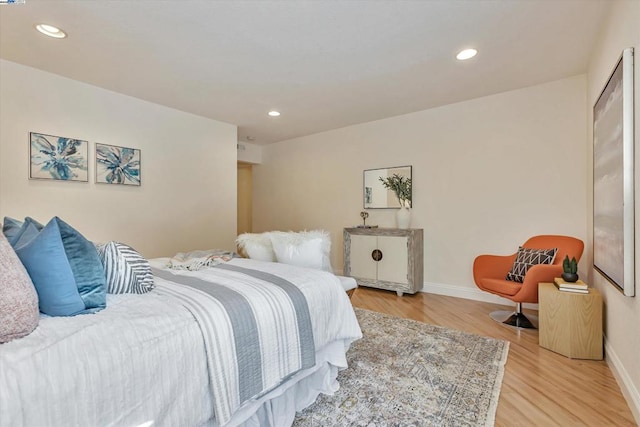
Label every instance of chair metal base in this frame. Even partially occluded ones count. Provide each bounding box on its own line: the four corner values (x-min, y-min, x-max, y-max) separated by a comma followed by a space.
490, 310, 538, 330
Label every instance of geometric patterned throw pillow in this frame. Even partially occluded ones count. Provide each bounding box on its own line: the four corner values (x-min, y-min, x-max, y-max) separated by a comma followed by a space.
505, 246, 557, 283
96, 241, 155, 294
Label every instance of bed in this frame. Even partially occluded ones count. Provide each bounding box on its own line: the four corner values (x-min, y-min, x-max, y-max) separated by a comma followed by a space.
0, 256, 362, 427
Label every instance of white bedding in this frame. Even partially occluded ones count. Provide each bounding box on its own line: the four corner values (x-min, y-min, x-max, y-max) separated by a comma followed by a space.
0, 290, 213, 427
0, 258, 362, 427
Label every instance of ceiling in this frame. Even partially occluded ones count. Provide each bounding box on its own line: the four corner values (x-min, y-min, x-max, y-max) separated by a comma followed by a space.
0, 0, 610, 145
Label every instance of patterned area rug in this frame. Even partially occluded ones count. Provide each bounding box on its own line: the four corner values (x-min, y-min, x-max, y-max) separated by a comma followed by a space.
294, 308, 509, 427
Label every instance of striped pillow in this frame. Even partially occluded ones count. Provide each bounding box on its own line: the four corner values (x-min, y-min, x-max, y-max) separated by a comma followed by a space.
96, 241, 155, 294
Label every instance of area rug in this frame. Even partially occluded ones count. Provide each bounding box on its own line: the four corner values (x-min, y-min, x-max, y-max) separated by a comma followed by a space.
293, 308, 509, 427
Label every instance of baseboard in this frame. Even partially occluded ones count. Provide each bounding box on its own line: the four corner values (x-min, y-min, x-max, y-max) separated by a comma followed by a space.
605, 338, 640, 424
420, 281, 539, 310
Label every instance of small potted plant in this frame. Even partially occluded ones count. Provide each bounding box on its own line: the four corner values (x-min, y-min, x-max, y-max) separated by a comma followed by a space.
562, 255, 579, 282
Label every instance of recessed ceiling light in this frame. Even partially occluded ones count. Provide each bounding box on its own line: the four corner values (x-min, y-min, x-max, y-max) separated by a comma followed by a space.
268, 111, 281, 117
35, 23, 67, 39
456, 48, 477, 61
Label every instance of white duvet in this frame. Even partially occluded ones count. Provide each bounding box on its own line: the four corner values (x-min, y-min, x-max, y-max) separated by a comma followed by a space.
0, 258, 361, 427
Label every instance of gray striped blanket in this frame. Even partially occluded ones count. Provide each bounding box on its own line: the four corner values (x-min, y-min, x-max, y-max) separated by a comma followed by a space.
152, 264, 316, 426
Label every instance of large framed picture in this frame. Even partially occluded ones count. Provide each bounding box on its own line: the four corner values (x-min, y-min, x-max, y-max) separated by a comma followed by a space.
29, 132, 88, 182
593, 47, 635, 297
95, 143, 141, 186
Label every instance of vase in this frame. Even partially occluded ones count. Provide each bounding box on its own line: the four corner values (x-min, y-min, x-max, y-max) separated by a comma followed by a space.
396, 206, 411, 229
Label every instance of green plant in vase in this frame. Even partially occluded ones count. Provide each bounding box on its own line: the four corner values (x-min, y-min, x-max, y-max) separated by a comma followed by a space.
379, 174, 412, 208
562, 255, 579, 282
379, 173, 412, 229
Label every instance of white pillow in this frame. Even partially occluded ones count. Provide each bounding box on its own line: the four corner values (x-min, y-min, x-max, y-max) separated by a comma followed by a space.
236, 232, 276, 262
269, 230, 333, 272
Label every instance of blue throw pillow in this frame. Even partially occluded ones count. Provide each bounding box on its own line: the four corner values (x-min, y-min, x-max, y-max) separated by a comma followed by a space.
14, 217, 107, 316
3, 217, 25, 244
7, 217, 43, 247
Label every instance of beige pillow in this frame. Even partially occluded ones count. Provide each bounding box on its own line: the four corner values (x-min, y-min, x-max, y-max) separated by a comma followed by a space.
0, 232, 39, 343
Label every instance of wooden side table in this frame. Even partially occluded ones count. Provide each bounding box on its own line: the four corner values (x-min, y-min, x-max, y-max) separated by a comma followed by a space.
538, 282, 603, 360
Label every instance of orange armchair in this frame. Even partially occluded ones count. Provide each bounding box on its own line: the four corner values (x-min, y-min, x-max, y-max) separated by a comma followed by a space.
473, 235, 584, 329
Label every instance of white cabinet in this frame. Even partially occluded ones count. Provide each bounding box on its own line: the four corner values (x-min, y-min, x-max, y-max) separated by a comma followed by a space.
344, 228, 423, 296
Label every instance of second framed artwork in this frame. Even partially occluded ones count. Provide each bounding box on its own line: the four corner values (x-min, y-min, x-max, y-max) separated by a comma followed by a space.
95, 143, 141, 186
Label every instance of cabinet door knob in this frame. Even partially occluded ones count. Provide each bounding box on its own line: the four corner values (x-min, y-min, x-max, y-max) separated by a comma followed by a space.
371, 249, 383, 261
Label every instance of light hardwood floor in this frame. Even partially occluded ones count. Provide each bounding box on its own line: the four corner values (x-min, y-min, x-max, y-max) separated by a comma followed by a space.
350, 287, 637, 426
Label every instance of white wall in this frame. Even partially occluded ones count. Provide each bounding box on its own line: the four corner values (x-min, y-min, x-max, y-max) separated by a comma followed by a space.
254, 75, 588, 304
237, 141, 262, 164
0, 60, 238, 258
586, 0, 640, 422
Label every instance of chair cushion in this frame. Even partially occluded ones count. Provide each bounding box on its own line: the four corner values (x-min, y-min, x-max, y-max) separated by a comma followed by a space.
480, 278, 522, 296
505, 246, 557, 283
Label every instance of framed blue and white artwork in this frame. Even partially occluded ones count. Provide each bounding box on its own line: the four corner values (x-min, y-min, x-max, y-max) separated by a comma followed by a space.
29, 132, 89, 182
593, 47, 635, 297
95, 143, 141, 186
